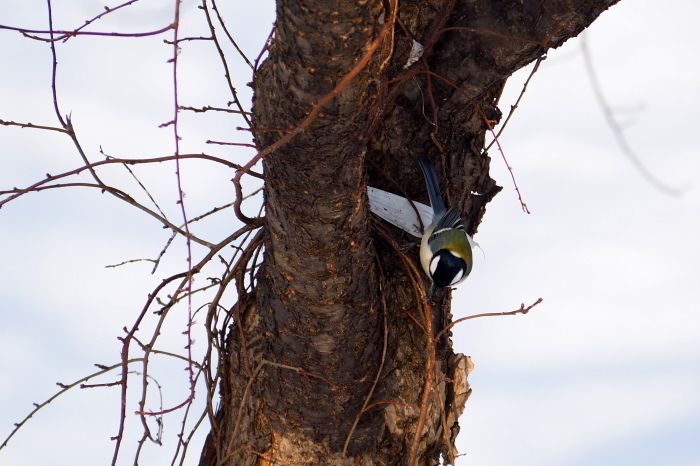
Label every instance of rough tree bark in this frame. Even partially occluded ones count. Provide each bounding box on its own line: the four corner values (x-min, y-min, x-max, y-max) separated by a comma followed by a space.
200, 0, 619, 464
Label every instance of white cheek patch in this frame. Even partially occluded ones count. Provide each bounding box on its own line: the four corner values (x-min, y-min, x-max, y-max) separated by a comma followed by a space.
450, 269, 464, 285
429, 256, 440, 276
448, 250, 467, 284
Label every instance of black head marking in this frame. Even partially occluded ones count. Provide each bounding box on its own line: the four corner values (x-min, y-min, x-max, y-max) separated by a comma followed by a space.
429, 249, 467, 288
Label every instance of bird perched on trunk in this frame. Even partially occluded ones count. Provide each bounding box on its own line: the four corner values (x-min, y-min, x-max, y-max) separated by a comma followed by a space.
417, 157, 473, 292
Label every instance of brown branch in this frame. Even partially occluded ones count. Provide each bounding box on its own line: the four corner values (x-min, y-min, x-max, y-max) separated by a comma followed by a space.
371, 219, 440, 465
365, 0, 457, 136
1, 181, 215, 248
342, 260, 389, 457
420, 69, 531, 213
112, 220, 254, 465
484, 55, 545, 152
435, 298, 544, 343
225, 361, 265, 459
165, 3, 199, 434
101, 148, 168, 219
170, 405, 209, 465
1, 155, 263, 244
0, 359, 144, 451
0, 152, 262, 203
361, 400, 410, 413
73, 0, 144, 36
206, 140, 257, 148
441, 21, 576, 49
200, 231, 262, 459
0, 119, 69, 133
368, 19, 579, 214
112, 268, 193, 464
246, 448, 293, 466
580, 34, 682, 196
409, 297, 437, 466
201, 0, 253, 127
0, 23, 174, 42
179, 105, 251, 115
230, 229, 265, 377
253, 26, 275, 74
210, 0, 255, 70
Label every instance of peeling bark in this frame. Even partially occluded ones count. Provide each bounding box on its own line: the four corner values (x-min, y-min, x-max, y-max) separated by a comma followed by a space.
200, 0, 620, 464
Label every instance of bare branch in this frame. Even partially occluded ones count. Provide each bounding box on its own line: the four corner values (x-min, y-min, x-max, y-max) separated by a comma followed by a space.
0, 359, 144, 451
581, 34, 682, 196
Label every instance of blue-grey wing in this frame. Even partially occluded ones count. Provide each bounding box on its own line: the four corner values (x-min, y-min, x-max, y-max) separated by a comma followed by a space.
417, 157, 447, 218
432, 207, 465, 235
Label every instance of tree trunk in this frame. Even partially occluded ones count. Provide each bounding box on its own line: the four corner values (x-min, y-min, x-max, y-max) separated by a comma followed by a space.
200, 0, 620, 464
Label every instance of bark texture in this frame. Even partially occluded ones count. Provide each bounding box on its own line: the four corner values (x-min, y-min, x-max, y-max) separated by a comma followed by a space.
200, 0, 620, 464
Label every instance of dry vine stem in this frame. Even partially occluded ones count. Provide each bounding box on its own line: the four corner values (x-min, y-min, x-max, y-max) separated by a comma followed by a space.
372, 220, 449, 464
374, 220, 544, 465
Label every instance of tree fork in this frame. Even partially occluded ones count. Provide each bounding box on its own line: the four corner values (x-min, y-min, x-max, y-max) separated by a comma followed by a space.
199, 0, 620, 464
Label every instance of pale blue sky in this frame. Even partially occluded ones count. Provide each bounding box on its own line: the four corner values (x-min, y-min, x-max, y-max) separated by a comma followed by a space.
1, 1, 698, 465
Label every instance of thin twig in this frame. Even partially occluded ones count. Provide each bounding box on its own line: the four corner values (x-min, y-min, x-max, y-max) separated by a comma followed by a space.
342, 269, 389, 457
201, 0, 252, 126
484, 55, 545, 152
0, 119, 69, 133
435, 298, 543, 343
0, 23, 174, 41
0, 359, 144, 451
102, 149, 168, 219
1, 181, 215, 248
167, 0, 198, 424
179, 105, 251, 115
420, 69, 531, 213
210, 0, 255, 70
581, 34, 681, 196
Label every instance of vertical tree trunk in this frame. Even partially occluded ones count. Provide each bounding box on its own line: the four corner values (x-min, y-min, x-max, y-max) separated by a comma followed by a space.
200, 0, 620, 464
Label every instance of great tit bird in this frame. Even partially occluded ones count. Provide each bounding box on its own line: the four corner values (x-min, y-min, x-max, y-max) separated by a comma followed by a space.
417, 157, 473, 290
